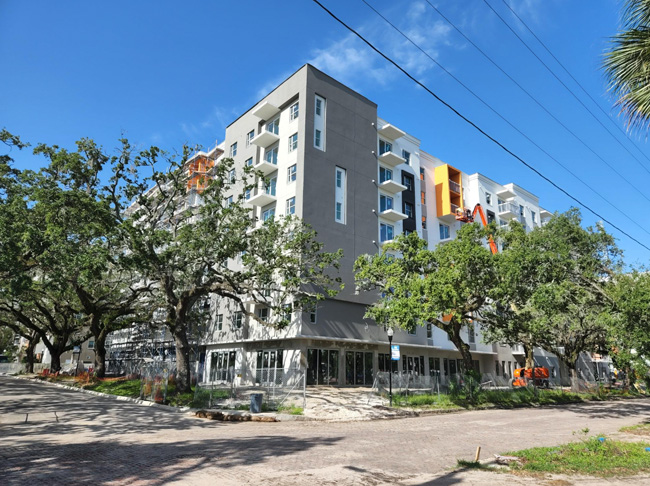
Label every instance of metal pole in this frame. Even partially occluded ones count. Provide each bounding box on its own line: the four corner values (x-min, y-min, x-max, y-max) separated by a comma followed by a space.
388, 333, 393, 407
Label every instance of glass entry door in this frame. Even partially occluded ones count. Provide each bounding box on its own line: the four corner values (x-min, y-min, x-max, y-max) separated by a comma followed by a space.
345, 351, 374, 385
307, 348, 339, 385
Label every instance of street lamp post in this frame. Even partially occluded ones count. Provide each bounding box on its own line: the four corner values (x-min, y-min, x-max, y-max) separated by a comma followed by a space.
387, 327, 394, 407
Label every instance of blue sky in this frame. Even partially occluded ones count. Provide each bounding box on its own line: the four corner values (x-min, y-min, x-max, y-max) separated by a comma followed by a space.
2, 0, 649, 265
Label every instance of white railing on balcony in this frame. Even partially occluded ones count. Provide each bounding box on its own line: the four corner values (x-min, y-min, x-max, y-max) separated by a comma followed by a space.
498, 201, 518, 215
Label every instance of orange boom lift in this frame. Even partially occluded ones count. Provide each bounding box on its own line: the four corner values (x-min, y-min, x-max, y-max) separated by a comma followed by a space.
455, 204, 499, 254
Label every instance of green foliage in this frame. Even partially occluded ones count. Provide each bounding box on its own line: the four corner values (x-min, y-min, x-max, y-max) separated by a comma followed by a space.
603, 1, 650, 131
355, 225, 496, 370
507, 435, 650, 476
277, 404, 304, 415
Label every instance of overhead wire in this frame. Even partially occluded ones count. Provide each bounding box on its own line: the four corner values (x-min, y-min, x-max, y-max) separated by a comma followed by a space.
481, 0, 650, 180
499, 0, 650, 165
360, 0, 650, 238
310, 0, 650, 253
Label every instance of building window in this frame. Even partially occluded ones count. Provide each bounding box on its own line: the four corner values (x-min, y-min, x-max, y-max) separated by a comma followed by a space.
426, 323, 432, 339
245, 189, 251, 200
419, 168, 425, 181
402, 150, 411, 165
262, 207, 275, 221
401, 173, 413, 191
216, 314, 223, 331
290, 102, 299, 121
286, 197, 295, 215
404, 202, 414, 218
257, 307, 269, 321
265, 176, 277, 196
520, 205, 524, 217
486, 210, 496, 224
379, 139, 392, 155
210, 351, 237, 382
335, 167, 346, 224
531, 210, 536, 224
246, 130, 255, 147
88, 340, 95, 349
256, 349, 284, 385
439, 223, 450, 240
468, 324, 475, 344
265, 145, 278, 165
380, 222, 394, 242
404, 229, 412, 236
422, 215, 427, 229
421, 191, 426, 204
379, 166, 392, 183
314, 95, 326, 151
267, 117, 279, 135
485, 192, 492, 205
233, 311, 243, 329
289, 133, 298, 152
380, 194, 393, 212
229, 142, 237, 157
287, 164, 296, 183
228, 169, 236, 183
225, 195, 233, 208
245, 157, 253, 167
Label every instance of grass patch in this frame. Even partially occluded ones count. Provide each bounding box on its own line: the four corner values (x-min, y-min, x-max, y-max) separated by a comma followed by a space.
621, 423, 650, 436
85, 379, 141, 398
390, 387, 644, 411
277, 404, 304, 415
506, 435, 650, 477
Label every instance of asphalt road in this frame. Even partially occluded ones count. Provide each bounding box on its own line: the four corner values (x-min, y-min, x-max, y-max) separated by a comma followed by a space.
1, 375, 650, 485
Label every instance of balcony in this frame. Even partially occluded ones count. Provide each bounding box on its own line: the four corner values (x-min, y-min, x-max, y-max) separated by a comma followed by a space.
251, 129, 280, 149
377, 123, 406, 140
497, 187, 516, 200
449, 179, 461, 194
498, 201, 519, 220
253, 151, 278, 176
378, 151, 406, 168
378, 179, 407, 194
379, 209, 407, 222
252, 101, 280, 120
247, 185, 277, 207
540, 208, 552, 219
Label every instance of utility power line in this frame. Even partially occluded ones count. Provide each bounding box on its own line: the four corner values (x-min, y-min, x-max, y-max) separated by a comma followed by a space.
499, 0, 650, 166
310, 0, 650, 253
361, 0, 650, 237
482, 0, 650, 179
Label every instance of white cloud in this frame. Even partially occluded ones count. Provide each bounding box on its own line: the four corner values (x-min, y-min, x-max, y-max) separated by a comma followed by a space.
307, 1, 456, 91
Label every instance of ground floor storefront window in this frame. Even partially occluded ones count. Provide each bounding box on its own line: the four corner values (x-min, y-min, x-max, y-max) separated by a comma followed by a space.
378, 353, 398, 373
307, 348, 339, 385
255, 349, 283, 385
210, 351, 236, 382
402, 354, 425, 375
345, 351, 373, 385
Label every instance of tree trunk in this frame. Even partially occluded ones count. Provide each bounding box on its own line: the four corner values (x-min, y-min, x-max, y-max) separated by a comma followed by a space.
448, 324, 474, 375
50, 351, 62, 373
173, 326, 192, 393
25, 332, 40, 373
523, 342, 535, 370
94, 332, 107, 378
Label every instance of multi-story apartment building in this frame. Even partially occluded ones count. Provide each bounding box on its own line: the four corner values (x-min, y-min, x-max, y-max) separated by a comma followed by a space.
198, 63, 560, 387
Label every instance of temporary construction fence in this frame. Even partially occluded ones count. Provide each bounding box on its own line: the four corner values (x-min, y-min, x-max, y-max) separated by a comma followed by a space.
138, 362, 200, 403
193, 367, 306, 411
0, 363, 49, 375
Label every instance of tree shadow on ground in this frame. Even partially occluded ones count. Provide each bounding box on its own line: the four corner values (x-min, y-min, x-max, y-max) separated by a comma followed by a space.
557, 398, 650, 419
0, 435, 342, 486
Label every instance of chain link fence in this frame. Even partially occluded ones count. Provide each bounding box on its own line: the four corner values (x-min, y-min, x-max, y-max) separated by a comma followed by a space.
193, 367, 306, 411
